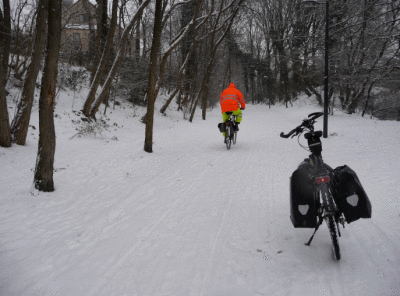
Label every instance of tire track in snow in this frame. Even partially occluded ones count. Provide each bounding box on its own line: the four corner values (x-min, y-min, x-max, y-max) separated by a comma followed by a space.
87, 152, 224, 296
66, 135, 224, 251
308, 242, 346, 296
197, 108, 292, 295
94, 147, 225, 236
344, 220, 400, 295
199, 115, 261, 296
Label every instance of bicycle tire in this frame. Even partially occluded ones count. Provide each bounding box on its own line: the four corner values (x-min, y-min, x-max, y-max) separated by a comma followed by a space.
323, 187, 341, 260
326, 215, 341, 260
230, 123, 236, 145
320, 185, 341, 260
225, 122, 231, 150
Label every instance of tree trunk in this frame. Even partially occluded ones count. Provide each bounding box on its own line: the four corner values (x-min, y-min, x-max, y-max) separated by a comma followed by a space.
91, 0, 108, 83
33, 0, 62, 192
180, 1, 197, 103
0, 0, 11, 83
160, 87, 180, 114
10, 0, 48, 145
201, 85, 209, 120
0, 56, 11, 147
0, 0, 11, 147
308, 86, 323, 106
135, 0, 143, 62
144, 0, 163, 153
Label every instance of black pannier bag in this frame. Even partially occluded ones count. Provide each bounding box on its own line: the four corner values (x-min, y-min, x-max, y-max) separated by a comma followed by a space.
332, 165, 372, 223
290, 161, 318, 228
218, 123, 225, 133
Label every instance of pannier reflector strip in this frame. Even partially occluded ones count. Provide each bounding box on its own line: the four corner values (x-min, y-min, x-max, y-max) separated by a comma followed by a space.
298, 204, 309, 215
347, 194, 359, 207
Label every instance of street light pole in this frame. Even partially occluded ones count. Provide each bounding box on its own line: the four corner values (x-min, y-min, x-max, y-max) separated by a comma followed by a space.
302, 0, 329, 138
323, 0, 329, 138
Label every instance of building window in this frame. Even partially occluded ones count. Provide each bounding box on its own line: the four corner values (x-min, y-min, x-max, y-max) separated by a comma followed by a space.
79, 14, 88, 22
73, 33, 81, 42
73, 33, 81, 50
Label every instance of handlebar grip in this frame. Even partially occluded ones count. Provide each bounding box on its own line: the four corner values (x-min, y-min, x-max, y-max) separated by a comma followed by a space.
308, 112, 324, 120
281, 125, 304, 138
280, 130, 294, 138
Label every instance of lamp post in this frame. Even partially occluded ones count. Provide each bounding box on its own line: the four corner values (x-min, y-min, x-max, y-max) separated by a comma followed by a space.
302, 0, 329, 138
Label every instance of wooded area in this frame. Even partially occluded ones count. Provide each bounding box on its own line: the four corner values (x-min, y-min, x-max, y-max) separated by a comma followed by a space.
0, 0, 399, 190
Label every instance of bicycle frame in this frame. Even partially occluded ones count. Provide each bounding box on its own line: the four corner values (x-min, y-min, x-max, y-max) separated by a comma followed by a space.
310, 155, 338, 223
224, 113, 237, 149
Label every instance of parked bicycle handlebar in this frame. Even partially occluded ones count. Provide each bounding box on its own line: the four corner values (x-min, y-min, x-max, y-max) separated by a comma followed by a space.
280, 127, 301, 138
308, 112, 323, 120
280, 112, 323, 138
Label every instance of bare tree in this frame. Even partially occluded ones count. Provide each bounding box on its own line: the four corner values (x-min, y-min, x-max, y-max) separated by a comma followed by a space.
10, 0, 48, 145
83, 0, 151, 118
9, 0, 36, 80
34, 0, 62, 192
0, 55, 11, 147
140, 0, 208, 121
159, 0, 247, 119
82, 0, 118, 117
189, 0, 245, 122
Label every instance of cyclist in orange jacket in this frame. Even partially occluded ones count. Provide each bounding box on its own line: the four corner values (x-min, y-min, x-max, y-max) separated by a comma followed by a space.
220, 83, 246, 138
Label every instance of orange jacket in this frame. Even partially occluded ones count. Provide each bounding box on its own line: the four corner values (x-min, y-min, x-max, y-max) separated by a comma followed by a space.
220, 83, 246, 113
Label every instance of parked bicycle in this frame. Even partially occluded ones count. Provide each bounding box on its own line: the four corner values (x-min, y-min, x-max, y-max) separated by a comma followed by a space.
280, 112, 371, 260
223, 112, 238, 150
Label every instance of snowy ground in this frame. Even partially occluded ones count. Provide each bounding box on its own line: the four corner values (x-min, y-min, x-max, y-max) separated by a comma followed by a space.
1, 86, 400, 296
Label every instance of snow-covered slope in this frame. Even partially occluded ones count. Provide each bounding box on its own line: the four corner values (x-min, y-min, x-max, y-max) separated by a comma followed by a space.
1, 88, 399, 296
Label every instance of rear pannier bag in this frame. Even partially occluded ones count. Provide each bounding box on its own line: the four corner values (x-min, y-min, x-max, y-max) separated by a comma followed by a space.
218, 123, 226, 133
290, 162, 318, 228
333, 165, 371, 223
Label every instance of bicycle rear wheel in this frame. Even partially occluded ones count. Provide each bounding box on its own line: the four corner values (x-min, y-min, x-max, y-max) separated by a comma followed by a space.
232, 123, 237, 145
322, 187, 341, 260
326, 216, 341, 260
225, 122, 231, 150
230, 123, 236, 145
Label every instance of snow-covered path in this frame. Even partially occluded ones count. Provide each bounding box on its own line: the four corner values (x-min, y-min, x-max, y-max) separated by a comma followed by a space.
1, 96, 400, 295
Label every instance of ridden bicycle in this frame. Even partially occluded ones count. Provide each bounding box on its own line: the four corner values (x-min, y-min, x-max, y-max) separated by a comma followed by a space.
224, 112, 238, 150
280, 112, 344, 260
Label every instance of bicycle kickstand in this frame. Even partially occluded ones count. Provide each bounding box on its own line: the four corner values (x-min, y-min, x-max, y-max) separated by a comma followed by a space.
305, 215, 324, 246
